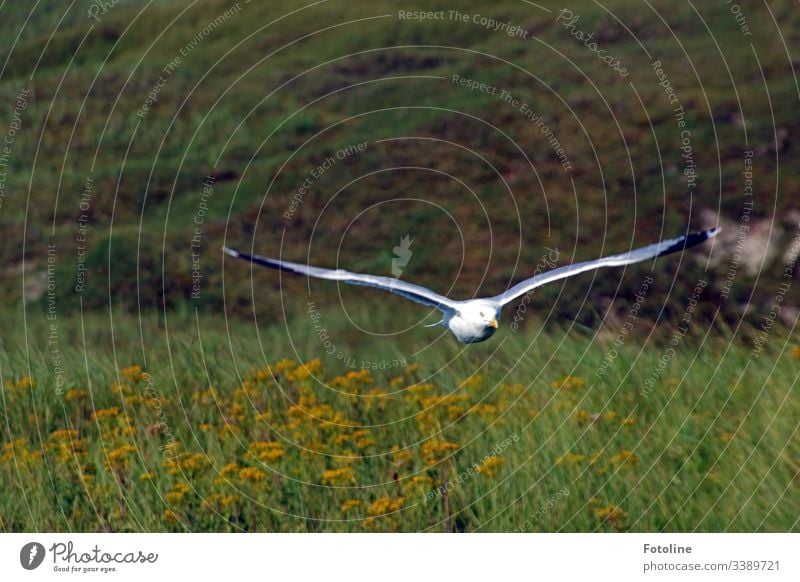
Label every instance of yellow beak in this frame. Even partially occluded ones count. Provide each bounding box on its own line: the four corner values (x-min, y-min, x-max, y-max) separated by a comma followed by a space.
488, 319, 498, 329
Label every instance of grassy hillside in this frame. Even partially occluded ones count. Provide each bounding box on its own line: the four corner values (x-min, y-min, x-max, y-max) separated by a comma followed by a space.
0, 0, 797, 325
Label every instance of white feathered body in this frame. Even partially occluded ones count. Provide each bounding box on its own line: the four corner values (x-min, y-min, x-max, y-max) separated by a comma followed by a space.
444, 301, 501, 344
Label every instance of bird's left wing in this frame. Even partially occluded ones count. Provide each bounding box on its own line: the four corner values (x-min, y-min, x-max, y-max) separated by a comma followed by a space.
492, 228, 720, 306
223, 247, 458, 312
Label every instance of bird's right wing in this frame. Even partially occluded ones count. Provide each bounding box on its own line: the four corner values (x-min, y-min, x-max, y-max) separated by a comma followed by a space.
492, 228, 720, 306
223, 247, 458, 312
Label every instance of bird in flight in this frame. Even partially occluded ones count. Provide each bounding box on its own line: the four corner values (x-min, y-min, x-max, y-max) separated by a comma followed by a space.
223, 228, 719, 344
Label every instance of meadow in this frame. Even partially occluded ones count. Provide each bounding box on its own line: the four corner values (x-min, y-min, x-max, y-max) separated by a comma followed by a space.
0, 0, 798, 535
0, 306, 796, 532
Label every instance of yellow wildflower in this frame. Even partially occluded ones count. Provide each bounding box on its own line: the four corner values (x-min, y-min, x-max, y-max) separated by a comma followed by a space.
473, 403, 498, 420
165, 483, 191, 504
15, 376, 33, 390
340, 499, 362, 512
110, 382, 130, 395
476, 455, 504, 477
406, 383, 434, 400
352, 429, 375, 449
239, 467, 266, 482
120, 365, 144, 381
65, 389, 88, 402
162, 509, 180, 524
50, 429, 78, 441
401, 475, 433, 494
286, 359, 322, 382
366, 496, 404, 516
248, 441, 286, 462
106, 444, 137, 470
608, 450, 638, 466
331, 370, 373, 392
192, 387, 218, 405
420, 440, 459, 465
92, 407, 121, 421
555, 453, 586, 465
272, 358, 297, 374
463, 374, 484, 390
551, 375, 586, 390
201, 493, 239, 513
164, 452, 207, 475
594, 504, 626, 524
219, 462, 238, 478
322, 466, 355, 486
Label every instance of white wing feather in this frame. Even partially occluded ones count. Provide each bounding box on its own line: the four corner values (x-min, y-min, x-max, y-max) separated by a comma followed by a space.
493, 228, 720, 306
223, 247, 458, 312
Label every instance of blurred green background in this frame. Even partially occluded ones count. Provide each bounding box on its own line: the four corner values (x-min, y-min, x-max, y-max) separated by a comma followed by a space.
0, 0, 797, 327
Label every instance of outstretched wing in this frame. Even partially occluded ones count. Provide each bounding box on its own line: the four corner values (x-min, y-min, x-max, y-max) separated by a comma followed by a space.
492, 228, 720, 306
223, 247, 458, 312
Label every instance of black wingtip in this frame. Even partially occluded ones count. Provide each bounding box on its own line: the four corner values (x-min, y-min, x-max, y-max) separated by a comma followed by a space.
221, 246, 284, 271
660, 227, 720, 256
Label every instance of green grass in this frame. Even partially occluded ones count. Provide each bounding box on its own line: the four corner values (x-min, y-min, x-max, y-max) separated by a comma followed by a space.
0, 306, 796, 532
0, 0, 798, 322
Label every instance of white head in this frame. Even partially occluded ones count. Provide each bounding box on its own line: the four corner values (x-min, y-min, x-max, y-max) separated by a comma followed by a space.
446, 300, 501, 343
459, 300, 500, 330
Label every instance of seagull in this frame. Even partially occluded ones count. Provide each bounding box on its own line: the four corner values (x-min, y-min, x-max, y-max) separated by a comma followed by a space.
223, 227, 719, 344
